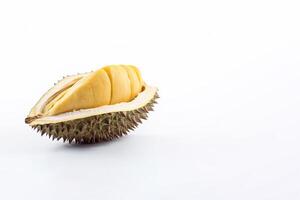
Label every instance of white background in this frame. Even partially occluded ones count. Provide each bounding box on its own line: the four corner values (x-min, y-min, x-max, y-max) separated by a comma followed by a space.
0, 0, 300, 199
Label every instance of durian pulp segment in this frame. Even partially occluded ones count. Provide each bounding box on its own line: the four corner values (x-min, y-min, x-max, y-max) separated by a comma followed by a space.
123, 65, 142, 99
130, 65, 145, 87
45, 69, 111, 116
103, 65, 132, 104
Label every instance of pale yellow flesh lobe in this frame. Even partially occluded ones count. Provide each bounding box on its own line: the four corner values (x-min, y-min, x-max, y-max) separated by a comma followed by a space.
46, 69, 111, 115
103, 65, 131, 105
130, 65, 144, 87
123, 65, 142, 99
43, 65, 144, 116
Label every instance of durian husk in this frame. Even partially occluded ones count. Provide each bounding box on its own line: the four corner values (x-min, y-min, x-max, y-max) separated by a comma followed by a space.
25, 73, 159, 144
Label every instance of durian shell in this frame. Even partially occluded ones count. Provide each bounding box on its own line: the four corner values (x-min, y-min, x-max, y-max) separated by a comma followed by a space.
25, 72, 159, 144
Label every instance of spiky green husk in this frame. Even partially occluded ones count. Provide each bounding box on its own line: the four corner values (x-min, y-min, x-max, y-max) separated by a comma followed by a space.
31, 93, 159, 144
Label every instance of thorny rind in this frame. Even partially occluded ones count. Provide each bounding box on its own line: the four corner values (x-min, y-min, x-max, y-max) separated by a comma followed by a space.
31, 92, 159, 144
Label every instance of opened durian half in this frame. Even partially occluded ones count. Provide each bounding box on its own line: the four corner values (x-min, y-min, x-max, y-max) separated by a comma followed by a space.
25, 65, 159, 143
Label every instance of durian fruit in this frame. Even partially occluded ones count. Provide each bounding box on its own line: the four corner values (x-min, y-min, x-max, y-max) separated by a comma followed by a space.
25, 65, 158, 143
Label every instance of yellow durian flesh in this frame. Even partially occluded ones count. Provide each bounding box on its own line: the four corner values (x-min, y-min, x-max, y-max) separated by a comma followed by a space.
103, 65, 131, 105
130, 65, 144, 87
123, 65, 142, 99
43, 65, 144, 116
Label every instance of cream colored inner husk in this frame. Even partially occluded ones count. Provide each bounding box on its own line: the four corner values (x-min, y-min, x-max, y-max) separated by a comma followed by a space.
28, 72, 157, 126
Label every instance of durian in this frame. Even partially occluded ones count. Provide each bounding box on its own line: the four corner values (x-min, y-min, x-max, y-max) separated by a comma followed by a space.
25, 65, 158, 143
